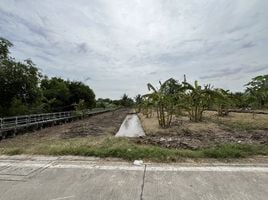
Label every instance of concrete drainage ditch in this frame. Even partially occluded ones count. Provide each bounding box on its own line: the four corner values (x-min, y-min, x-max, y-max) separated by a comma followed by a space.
115, 114, 145, 137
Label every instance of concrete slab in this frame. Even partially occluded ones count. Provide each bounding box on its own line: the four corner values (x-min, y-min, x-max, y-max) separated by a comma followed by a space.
0, 174, 26, 181
0, 165, 9, 171
0, 165, 42, 176
143, 170, 268, 200
0, 156, 267, 200
0, 168, 144, 200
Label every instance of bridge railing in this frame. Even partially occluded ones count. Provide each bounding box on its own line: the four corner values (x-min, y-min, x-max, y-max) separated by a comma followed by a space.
0, 108, 114, 135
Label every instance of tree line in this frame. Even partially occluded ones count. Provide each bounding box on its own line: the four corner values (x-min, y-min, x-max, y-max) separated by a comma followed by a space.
135, 75, 268, 128
0, 37, 136, 117
0, 38, 97, 117
2, 37, 266, 120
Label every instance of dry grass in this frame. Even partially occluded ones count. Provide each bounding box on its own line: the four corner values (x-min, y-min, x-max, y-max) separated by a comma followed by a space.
139, 111, 268, 134
138, 112, 222, 135
0, 110, 267, 161
204, 111, 268, 131
138, 113, 160, 135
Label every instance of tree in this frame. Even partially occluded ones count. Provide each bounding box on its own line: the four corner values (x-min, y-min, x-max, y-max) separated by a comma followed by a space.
120, 94, 134, 107
0, 37, 97, 116
0, 38, 43, 116
0, 59, 42, 116
41, 77, 70, 111
96, 98, 116, 108
213, 88, 232, 116
134, 94, 143, 112
141, 95, 154, 118
0, 37, 13, 60
67, 81, 95, 109
144, 78, 185, 128
40, 77, 96, 112
183, 81, 214, 122
229, 92, 248, 109
245, 75, 268, 108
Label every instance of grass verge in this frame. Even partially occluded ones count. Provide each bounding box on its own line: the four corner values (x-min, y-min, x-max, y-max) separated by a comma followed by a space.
1, 136, 267, 162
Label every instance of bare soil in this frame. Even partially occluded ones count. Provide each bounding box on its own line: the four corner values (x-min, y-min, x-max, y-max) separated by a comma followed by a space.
0, 109, 129, 143
1, 109, 267, 152
60, 108, 129, 138
136, 112, 268, 149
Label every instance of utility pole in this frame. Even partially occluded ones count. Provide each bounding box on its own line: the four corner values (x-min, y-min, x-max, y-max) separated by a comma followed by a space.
183, 74, 187, 82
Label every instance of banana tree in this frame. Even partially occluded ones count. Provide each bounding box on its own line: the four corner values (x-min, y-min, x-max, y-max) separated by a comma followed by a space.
183, 81, 214, 122
213, 88, 232, 116
143, 78, 185, 128
134, 94, 143, 113
141, 96, 154, 118
245, 75, 268, 108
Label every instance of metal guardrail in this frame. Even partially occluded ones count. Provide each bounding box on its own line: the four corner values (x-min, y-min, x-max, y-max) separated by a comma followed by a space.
0, 108, 114, 136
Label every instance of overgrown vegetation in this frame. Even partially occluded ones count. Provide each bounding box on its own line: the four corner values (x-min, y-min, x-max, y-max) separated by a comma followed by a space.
137, 75, 268, 127
1, 136, 267, 161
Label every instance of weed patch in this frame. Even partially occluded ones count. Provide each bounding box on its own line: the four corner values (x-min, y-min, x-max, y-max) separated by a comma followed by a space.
1, 137, 267, 162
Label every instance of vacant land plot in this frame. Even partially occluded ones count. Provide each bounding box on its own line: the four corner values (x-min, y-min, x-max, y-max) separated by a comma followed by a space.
137, 111, 268, 149
0, 109, 267, 162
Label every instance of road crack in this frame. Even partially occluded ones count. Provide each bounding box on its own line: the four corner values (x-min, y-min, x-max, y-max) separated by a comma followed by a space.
140, 164, 147, 200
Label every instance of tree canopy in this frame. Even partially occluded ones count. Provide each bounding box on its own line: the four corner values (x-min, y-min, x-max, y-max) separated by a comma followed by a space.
0, 38, 96, 117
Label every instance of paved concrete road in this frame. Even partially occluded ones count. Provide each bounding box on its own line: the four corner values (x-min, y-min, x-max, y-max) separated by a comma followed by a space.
0, 156, 267, 200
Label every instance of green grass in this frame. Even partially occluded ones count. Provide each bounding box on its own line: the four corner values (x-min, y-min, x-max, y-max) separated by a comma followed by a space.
1, 136, 267, 162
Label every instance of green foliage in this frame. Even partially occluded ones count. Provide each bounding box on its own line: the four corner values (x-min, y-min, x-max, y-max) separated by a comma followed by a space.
119, 94, 134, 107
183, 81, 214, 122
75, 99, 87, 111
41, 77, 96, 112
8, 98, 29, 116
68, 81, 95, 108
96, 100, 106, 108
134, 94, 143, 112
143, 75, 267, 125
0, 58, 42, 116
41, 77, 70, 111
0, 37, 13, 60
1, 136, 267, 161
245, 75, 268, 108
96, 98, 117, 108
202, 144, 268, 158
0, 37, 96, 116
229, 92, 248, 108
213, 88, 232, 116
144, 78, 186, 127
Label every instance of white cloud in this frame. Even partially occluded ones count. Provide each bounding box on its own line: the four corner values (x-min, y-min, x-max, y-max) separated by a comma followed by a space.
0, 0, 267, 98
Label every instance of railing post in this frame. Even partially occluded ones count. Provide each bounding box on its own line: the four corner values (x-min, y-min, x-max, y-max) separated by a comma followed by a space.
15, 117, 18, 128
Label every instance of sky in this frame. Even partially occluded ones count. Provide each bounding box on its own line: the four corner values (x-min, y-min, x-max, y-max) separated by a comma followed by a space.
0, 0, 268, 99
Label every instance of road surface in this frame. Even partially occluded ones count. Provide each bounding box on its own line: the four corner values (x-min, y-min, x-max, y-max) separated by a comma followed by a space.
0, 155, 267, 200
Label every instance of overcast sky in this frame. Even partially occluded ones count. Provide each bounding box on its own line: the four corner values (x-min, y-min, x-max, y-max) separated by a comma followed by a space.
0, 0, 268, 99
